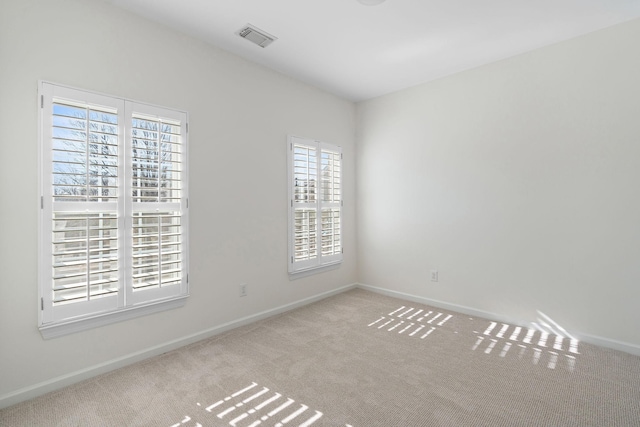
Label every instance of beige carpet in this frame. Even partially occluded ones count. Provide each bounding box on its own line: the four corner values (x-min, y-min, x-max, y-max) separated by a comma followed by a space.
2, 289, 640, 426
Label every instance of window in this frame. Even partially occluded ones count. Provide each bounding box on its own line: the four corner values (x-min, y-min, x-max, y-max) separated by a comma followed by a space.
38, 82, 189, 337
287, 136, 342, 274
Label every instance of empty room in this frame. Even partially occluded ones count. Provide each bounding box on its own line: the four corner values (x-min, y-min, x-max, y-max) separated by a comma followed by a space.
1, 0, 640, 425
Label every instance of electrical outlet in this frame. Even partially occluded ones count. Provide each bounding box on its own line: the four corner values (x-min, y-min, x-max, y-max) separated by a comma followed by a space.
430, 270, 438, 282
239, 283, 247, 297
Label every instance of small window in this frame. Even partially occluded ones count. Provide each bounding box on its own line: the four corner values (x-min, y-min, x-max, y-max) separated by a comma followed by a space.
39, 82, 189, 337
287, 136, 342, 274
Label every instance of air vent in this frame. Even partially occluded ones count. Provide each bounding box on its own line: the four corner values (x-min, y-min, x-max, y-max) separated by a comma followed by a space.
236, 24, 277, 48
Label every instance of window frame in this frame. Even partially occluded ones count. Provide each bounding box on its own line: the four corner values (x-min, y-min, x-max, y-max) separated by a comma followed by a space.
287, 135, 343, 275
38, 82, 189, 338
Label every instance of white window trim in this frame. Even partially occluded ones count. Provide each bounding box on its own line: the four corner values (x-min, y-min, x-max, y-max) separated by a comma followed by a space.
38, 81, 189, 338
287, 135, 343, 276
38, 297, 187, 339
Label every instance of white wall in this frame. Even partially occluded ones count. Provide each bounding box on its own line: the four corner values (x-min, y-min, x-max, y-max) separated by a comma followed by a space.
2, 0, 639, 409
357, 18, 640, 350
0, 0, 356, 404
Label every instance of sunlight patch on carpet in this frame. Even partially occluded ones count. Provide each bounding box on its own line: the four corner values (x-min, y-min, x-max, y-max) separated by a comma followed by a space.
170, 382, 353, 427
472, 321, 579, 371
368, 305, 453, 339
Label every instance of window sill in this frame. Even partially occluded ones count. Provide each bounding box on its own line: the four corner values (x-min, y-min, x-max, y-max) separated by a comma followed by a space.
288, 262, 341, 280
39, 295, 188, 339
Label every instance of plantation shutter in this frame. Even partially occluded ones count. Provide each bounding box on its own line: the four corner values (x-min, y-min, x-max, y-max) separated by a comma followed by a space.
288, 136, 342, 273
125, 102, 188, 305
41, 84, 125, 323
40, 82, 189, 331
319, 148, 341, 261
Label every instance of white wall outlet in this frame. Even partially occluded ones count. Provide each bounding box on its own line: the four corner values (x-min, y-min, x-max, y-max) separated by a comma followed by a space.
430, 270, 438, 282
239, 283, 247, 297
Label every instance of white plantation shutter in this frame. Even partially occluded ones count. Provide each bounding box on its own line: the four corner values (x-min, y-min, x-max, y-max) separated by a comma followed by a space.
320, 148, 341, 258
39, 82, 189, 332
288, 136, 342, 273
51, 101, 121, 310
41, 85, 125, 323
126, 104, 187, 305
293, 144, 318, 266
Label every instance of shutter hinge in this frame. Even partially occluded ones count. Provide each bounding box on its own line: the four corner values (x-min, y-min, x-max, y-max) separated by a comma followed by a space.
342, 248, 344, 254
41, 196, 44, 209
186, 198, 189, 208
290, 142, 293, 150
41, 297, 44, 310
186, 122, 189, 133
291, 256, 294, 263
341, 153, 343, 160
187, 274, 189, 284
41, 95, 44, 109
341, 200, 343, 207
291, 200, 293, 207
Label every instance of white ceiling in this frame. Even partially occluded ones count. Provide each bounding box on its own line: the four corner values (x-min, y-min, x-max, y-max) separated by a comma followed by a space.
103, 0, 640, 102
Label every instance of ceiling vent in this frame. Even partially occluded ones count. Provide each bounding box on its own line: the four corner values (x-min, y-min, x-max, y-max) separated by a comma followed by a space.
236, 24, 277, 48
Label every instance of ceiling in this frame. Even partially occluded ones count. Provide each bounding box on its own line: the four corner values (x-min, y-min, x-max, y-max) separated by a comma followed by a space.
103, 0, 640, 102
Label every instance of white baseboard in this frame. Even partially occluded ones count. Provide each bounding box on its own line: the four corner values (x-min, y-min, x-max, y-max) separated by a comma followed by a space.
0, 283, 357, 410
573, 332, 640, 357
356, 283, 640, 357
356, 283, 522, 325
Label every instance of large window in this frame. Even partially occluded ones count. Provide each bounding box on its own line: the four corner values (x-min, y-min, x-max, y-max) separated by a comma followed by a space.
38, 82, 189, 337
287, 136, 342, 274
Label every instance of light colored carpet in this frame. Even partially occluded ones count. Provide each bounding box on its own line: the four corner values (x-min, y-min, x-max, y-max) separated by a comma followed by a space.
2, 289, 640, 426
